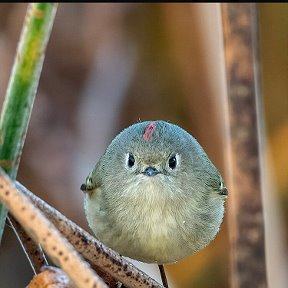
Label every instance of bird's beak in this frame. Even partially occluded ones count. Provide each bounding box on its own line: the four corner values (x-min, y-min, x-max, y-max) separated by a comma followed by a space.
143, 166, 160, 177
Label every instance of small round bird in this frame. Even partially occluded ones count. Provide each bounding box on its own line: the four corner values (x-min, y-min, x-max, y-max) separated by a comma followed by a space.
81, 120, 227, 264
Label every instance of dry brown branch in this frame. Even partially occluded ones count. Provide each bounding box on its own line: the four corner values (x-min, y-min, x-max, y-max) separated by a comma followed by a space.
27, 266, 76, 288
16, 182, 164, 288
0, 169, 107, 288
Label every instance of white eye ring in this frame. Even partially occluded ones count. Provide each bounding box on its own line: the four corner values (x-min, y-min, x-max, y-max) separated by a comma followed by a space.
167, 153, 180, 170
126, 153, 135, 168
219, 181, 224, 190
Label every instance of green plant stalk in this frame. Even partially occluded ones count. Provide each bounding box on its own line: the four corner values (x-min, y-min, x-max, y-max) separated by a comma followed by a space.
0, 3, 58, 242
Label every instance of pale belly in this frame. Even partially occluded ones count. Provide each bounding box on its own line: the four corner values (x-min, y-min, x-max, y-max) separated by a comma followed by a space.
84, 182, 224, 264
111, 209, 192, 263
86, 196, 193, 263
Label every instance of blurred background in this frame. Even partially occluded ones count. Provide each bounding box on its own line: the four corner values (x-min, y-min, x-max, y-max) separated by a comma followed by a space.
0, 3, 287, 287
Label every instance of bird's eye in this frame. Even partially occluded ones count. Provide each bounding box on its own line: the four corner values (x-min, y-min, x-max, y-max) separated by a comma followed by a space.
127, 153, 135, 168
168, 155, 177, 169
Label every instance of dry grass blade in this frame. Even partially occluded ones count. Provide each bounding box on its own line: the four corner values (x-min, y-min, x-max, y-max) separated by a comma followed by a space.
0, 3, 58, 274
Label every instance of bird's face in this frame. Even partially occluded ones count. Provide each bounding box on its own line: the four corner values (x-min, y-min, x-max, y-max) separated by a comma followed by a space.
118, 121, 186, 181
97, 121, 189, 201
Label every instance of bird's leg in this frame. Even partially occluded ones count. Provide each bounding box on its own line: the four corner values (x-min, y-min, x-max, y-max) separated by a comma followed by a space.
158, 264, 169, 288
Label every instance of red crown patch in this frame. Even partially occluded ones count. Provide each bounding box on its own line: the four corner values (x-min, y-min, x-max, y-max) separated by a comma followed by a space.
143, 121, 156, 141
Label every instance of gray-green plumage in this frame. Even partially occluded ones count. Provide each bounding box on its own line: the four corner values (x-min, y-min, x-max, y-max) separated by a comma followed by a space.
82, 120, 227, 264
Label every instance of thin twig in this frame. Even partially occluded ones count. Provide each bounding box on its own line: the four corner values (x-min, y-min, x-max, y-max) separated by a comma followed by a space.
158, 265, 169, 288
8, 216, 48, 274
16, 182, 164, 288
0, 169, 107, 288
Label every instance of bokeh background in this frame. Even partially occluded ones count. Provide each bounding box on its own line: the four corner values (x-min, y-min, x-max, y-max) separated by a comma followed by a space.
0, 3, 287, 287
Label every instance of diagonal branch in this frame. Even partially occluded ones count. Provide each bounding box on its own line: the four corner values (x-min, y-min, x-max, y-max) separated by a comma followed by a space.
16, 182, 164, 288
0, 168, 108, 288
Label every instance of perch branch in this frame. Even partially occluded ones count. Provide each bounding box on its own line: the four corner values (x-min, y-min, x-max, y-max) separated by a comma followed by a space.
16, 182, 164, 288
0, 168, 107, 288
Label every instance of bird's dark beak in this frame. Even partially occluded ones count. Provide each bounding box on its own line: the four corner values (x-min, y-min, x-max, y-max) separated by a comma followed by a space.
143, 167, 160, 177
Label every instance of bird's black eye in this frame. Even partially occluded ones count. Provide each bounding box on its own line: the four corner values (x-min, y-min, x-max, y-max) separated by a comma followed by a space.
127, 153, 135, 168
168, 155, 177, 169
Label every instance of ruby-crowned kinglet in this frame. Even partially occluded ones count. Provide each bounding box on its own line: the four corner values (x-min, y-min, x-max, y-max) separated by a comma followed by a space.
81, 120, 227, 264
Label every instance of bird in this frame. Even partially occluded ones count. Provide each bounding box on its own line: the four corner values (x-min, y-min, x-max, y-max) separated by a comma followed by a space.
81, 120, 227, 265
